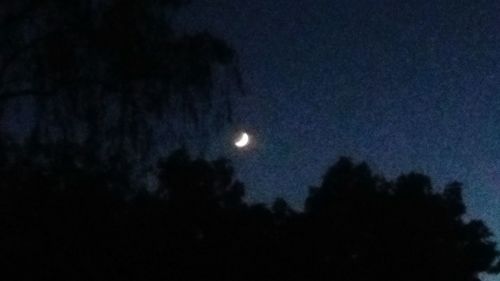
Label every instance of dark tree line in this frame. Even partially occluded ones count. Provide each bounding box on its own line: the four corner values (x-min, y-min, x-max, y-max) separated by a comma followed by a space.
1, 150, 499, 280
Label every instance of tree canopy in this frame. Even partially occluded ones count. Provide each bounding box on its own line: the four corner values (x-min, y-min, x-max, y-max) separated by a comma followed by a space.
1, 152, 498, 280
305, 158, 499, 281
0, 0, 241, 157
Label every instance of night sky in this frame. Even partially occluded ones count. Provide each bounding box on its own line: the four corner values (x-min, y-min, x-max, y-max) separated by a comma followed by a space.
176, 1, 500, 277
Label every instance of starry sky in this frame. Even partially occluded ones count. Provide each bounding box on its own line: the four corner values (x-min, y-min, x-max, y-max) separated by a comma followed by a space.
176, 1, 500, 278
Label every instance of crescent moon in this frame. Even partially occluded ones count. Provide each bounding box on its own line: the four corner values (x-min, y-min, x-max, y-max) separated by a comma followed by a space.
234, 132, 250, 148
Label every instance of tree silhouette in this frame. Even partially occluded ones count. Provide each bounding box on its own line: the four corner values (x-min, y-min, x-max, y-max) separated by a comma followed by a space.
304, 157, 500, 281
0, 151, 499, 280
157, 148, 246, 210
0, 0, 241, 158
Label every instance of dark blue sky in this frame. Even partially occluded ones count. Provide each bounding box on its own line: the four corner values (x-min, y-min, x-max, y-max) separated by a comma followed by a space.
177, 2, 500, 278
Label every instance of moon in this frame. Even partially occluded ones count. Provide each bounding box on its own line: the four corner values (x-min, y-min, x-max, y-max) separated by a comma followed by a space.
234, 132, 250, 148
